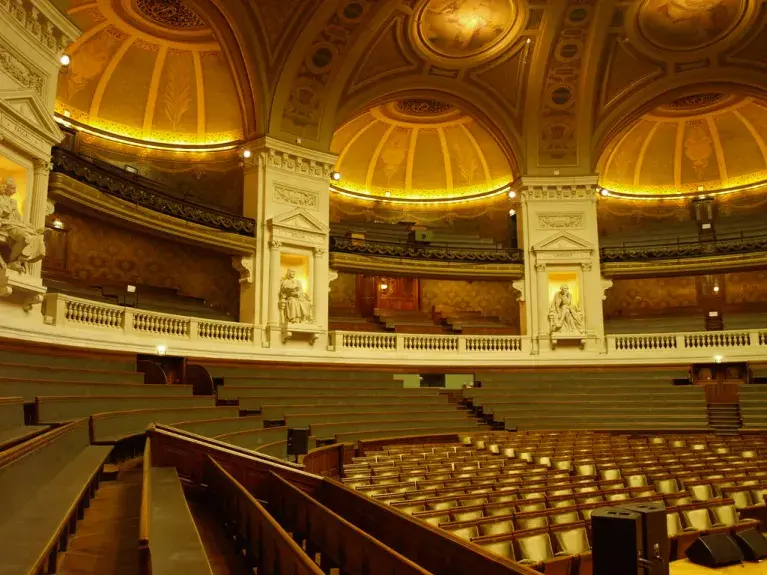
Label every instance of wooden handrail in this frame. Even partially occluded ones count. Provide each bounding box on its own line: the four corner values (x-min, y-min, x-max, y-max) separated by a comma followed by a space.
319, 478, 541, 575
138, 438, 152, 575
269, 471, 434, 575
0, 418, 88, 467
303, 443, 352, 477
205, 457, 324, 575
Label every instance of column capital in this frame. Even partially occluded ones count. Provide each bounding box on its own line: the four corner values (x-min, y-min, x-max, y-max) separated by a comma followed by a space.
33, 158, 52, 174
313, 247, 326, 257
268, 240, 282, 250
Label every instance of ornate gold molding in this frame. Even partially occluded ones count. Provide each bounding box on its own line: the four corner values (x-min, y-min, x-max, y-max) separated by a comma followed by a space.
329, 252, 523, 280
602, 251, 767, 279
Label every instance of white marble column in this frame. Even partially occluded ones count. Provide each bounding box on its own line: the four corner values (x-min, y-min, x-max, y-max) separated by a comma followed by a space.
313, 247, 326, 327
27, 158, 52, 278
268, 240, 282, 326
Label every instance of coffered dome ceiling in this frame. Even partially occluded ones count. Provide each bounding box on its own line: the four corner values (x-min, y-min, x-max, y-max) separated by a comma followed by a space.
56, 0, 243, 146
600, 94, 767, 197
330, 99, 514, 201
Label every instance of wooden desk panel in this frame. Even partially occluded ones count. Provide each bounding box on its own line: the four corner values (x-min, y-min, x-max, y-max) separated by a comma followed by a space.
671, 559, 767, 574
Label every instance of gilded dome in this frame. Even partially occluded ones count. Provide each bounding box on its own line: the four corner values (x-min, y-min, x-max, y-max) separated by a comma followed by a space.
330, 99, 514, 201
56, 0, 243, 146
600, 94, 767, 196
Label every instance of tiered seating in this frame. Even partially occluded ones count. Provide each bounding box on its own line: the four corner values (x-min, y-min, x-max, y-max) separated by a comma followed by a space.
0, 397, 47, 450
209, 371, 484, 443
437, 309, 517, 335
375, 309, 445, 333
343, 431, 767, 571
0, 419, 112, 574
329, 304, 386, 332
739, 384, 767, 428
468, 369, 705, 430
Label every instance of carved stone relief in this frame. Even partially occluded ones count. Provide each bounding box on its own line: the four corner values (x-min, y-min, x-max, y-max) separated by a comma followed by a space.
274, 184, 319, 210
537, 212, 584, 229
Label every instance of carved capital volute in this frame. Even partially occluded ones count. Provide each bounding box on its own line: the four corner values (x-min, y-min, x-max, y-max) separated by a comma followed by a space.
268, 240, 282, 251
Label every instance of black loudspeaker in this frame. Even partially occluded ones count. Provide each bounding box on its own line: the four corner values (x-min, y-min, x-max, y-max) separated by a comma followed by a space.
621, 502, 670, 575
287, 428, 310, 456
592, 507, 643, 575
732, 529, 767, 561
686, 534, 744, 567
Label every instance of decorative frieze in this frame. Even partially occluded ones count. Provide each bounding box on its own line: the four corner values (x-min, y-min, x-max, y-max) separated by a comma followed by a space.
274, 183, 319, 210
0, 47, 44, 95
0, 0, 78, 57
537, 212, 584, 229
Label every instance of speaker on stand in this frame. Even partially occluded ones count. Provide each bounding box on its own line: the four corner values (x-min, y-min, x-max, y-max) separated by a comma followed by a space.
685, 534, 744, 567
287, 428, 310, 462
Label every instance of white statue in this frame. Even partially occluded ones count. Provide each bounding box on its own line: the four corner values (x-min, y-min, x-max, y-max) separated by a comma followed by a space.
279, 269, 313, 324
0, 177, 46, 273
548, 284, 585, 334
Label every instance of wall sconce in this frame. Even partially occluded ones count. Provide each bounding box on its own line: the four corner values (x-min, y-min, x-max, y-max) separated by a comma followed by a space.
713, 285, 720, 294
714, 355, 723, 364
508, 190, 517, 199
127, 285, 137, 293
380, 282, 389, 291
242, 149, 252, 159
52, 219, 64, 229
60, 54, 71, 67
156, 345, 167, 356
508, 209, 516, 217
331, 171, 342, 181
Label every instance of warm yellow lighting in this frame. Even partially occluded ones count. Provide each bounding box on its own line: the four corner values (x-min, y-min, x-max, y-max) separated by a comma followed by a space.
63, 109, 71, 118
54, 115, 239, 153
52, 219, 64, 229
60, 54, 71, 66
714, 355, 723, 364
698, 195, 706, 199
242, 149, 252, 159
713, 285, 720, 293
509, 209, 516, 217
600, 189, 609, 197
329, 184, 512, 205
156, 345, 167, 356
508, 190, 517, 199
331, 171, 342, 181
385, 191, 391, 197
380, 283, 389, 291
127, 285, 137, 293
697, 185, 705, 192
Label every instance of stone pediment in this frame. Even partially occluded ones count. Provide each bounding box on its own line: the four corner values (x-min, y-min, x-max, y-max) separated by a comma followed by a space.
0, 90, 63, 149
269, 207, 328, 245
532, 231, 593, 253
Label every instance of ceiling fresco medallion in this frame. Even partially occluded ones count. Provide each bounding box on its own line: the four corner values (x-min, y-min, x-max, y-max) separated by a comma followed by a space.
637, 0, 746, 52
413, 0, 525, 64
134, 0, 206, 29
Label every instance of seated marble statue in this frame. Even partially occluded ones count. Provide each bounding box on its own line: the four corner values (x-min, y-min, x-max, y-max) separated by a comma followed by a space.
548, 284, 585, 334
0, 177, 45, 273
279, 269, 313, 324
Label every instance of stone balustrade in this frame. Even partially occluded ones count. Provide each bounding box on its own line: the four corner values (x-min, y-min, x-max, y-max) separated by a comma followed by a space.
30, 293, 767, 364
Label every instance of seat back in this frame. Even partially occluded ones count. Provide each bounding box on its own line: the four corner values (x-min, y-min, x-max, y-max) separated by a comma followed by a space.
682, 507, 713, 531
477, 539, 516, 561
517, 531, 555, 563
554, 525, 590, 554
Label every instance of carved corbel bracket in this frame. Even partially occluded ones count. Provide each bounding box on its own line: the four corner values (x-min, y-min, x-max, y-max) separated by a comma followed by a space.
232, 255, 254, 284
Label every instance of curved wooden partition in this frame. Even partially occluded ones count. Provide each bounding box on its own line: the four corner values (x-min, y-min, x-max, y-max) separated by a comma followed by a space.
303, 443, 354, 478
357, 432, 464, 457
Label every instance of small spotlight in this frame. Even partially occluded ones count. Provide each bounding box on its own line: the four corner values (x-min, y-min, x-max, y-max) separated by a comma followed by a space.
698, 194, 706, 200
508, 190, 517, 199
713, 285, 720, 293
553, 169, 560, 176
331, 171, 342, 181
156, 345, 167, 356
509, 209, 516, 217
697, 185, 705, 192
52, 219, 64, 229
63, 109, 71, 118
60, 54, 71, 66
127, 285, 137, 293
526, 38, 531, 44
384, 191, 391, 197
380, 283, 388, 291
242, 149, 252, 159
600, 189, 609, 197
714, 355, 723, 364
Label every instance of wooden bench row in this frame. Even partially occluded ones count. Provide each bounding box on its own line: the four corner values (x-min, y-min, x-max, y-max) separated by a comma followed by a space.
217, 385, 438, 401
0, 419, 111, 575
0, 378, 193, 401
0, 397, 48, 451
219, 376, 404, 389
0, 361, 143, 384
139, 439, 212, 575
245, 395, 449, 413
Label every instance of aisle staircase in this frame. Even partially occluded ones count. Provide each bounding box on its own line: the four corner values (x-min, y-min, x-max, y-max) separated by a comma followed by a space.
707, 403, 742, 436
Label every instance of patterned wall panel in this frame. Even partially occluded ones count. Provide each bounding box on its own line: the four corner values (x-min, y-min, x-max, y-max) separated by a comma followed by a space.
44, 205, 240, 318
420, 279, 520, 327
329, 271, 357, 308
603, 276, 700, 319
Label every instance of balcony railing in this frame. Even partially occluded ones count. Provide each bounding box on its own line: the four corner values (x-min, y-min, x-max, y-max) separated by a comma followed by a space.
39, 293, 767, 364
600, 232, 767, 262
50, 148, 256, 237
330, 236, 523, 263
